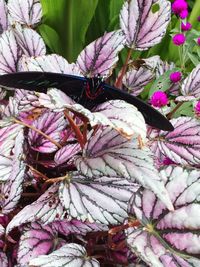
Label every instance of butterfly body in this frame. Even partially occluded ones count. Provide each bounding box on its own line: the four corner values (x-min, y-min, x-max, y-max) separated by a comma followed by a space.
0, 71, 174, 131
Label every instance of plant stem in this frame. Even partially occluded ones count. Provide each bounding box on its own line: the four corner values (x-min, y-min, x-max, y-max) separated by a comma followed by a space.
64, 110, 85, 149
167, 102, 184, 119
114, 48, 132, 88
27, 165, 49, 181
13, 118, 62, 149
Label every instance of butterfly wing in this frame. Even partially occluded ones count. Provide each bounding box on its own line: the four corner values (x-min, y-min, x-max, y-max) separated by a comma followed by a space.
102, 84, 174, 131
0, 72, 85, 99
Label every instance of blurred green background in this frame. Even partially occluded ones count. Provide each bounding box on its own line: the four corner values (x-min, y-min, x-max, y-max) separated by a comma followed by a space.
39, 0, 200, 67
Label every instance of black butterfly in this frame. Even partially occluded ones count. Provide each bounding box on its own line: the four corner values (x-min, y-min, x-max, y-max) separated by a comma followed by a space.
0, 72, 174, 131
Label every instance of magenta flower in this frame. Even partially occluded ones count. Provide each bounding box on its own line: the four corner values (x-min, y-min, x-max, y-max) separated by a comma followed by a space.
172, 0, 188, 17
150, 91, 168, 108
170, 71, 182, 83
179, 9, 188, 19
197, 37, 200, 46
194, 101, 200, 116
172, 33, 186, 46
198, 16, 200, 22
181, 22, 192, 31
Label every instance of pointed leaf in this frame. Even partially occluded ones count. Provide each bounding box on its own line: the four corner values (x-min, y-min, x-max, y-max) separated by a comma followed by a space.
29, 243, 100, 267
0, 30, 20, 74
181, 63, 200, 99
122, 66, 154, 96
14, 24, 46, 57
120, 0, 171, 50
19, 54, 81, 76
76, 30, 125, 78
0, 130, 25, 214
126, 166, 200, 267
17, 222, 64, 266
28, 111, 67, 153
6, 183, 65, 234
59, 173, 139, 225
7, 0, 42, 26
94, 100, 147, 140
149, 117, 200, 165
75, 127, 173, 211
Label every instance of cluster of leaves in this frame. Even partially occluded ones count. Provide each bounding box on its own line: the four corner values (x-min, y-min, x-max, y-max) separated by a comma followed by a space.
0, 0, 200, 266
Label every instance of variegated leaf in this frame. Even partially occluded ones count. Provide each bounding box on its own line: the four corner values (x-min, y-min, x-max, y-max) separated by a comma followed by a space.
28, 111, 67, 153
126, 166, 200, 267
0, 130, 25, 214
14, 24, 46, 57
0, 123, 24, 157
3, 97, 20, 117
94, 100, 146, 140
52, 219, 108, 236
17, 222, 65, 266
59, 174, 139, 225
0, 251, 8, 267
76, 30, 125, 78
181, 63, 200, 99
54, 143, 81, 165
39, 89, 145, 138
122, 66, 154, 96
0, 0, 8, 33
75, 127, 173, 211
120, 0, 171, 50
149, 117, 200, 165
0, 30, 20, 74
29, 243, 100, 267
6, 183, 65, 234
7, 0, 42, 26
19, 54, 81, 76
15, 89, 41, 112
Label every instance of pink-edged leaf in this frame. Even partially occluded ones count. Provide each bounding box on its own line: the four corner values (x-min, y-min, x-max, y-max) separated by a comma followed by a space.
0, 30, 20, 74
17, 222, 65, 266
52, 219, 108, 236
54, 143, 81, 166
120, 0, 171, 50
14, 24, 46, 57
28, 111, 67, 153
19, 54, 81, 76
181, 63, 200, 99
0, 0, 8, 33
149, 117, 200, 165
122, 66, 154, 96
6, 183, 66, 234
76, 30, 125, 78
0, 130, 25, 214
29, 243, 100, 267
7, 0, 42, 26
126, 166, 200, 267
15, 89, 41, 112
0, 251, 8, 267
94, 100, 146, 140
75, 127, 173, 211
0, 123, 24, 157
59, 173, 139, 225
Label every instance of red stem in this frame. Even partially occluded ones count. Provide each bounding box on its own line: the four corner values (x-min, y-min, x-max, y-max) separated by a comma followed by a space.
114, 48, 132, 88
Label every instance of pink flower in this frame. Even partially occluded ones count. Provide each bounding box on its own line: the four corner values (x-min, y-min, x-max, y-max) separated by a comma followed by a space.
198, 16, 200, 22
172, 34, 186, 46
172, 0, 188, 15
181, 22, 192, 31
179, 9, 188, 19
197, 37, 200, 46
150, 91, 168, 108
170, 71, 182, 83
194, 101, 200, 116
